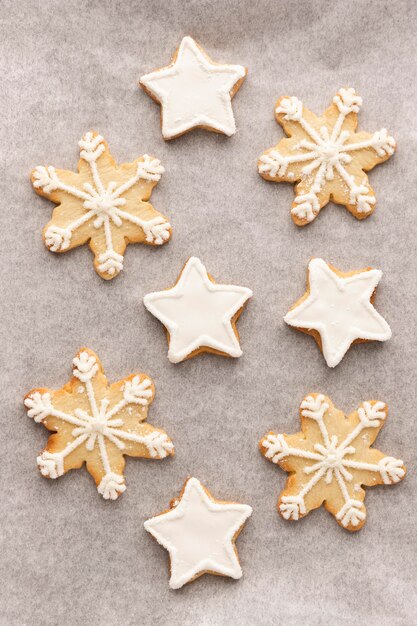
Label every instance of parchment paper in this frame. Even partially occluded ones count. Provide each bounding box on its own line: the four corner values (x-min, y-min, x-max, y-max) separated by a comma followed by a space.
1, 1, 416, 624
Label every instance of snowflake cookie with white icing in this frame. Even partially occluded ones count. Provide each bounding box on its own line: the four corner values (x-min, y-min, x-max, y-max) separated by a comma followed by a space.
258, 88, 396, 225
144, 477, 252, 589
284, 258, 391, 367
260, 394, 405, 531
143, 257, 252, 363
140, 36, 247, 140
31, 132, 171, 279
24, 348, 174, 500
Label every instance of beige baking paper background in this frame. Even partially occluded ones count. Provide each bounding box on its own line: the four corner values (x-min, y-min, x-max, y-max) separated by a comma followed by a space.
1, 0, 416, 624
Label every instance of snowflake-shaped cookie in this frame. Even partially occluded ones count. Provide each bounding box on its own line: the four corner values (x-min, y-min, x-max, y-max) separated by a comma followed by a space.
31, 132, 171, 279
260, 394, 405, 531
24, 349, 174, 499
258, 88, 396, 225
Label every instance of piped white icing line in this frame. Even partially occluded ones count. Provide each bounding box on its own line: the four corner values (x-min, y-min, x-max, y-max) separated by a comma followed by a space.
33, 132, 169, 277
144, 477, 252, 589
25, 351, 173, 498
97, 472, 126, 500
284, 258, 391, 367
140, 36, 246, 139
25, 392, 53, 423
143, 257, 252, 363
258, 88, 395, 223
263, 395, 404, 528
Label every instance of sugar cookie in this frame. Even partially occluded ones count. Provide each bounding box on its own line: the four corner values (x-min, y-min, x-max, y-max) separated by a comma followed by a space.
284, 258, 391, 367
258, 88, 395, 224
143, 256, 252, 363
144, 477, 252, 588
24, 348, 174, 499
31, 132, 171, 279
260, 394, 405, 531
140, 36, 247, 140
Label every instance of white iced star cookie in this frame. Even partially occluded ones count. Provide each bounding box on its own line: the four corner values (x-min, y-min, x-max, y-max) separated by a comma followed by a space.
284, 258, 391, 367
140, 36, 247, 140
144, 477, 252, 589
258, 88, 396, 225
260, 394, 405, 531
144, 257, 252, 363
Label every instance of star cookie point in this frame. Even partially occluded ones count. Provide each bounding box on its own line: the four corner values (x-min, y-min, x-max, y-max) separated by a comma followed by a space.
24, 348, 174, 499
31, 131, 171, 279
259, 88, 396, 224
144, 257, 252, 363
140, 36, 247, 140
144, 477, 252, 588
284, 258, 391, 367
260, 394, 405, 531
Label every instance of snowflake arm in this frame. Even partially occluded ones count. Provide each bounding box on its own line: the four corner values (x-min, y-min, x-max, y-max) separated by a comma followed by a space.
338, 401, 405, 486
343, 129, 396, 160
101, 375, 174, 460
342, 454, 405, 485
24, 348, 174, 499
25, 390, 89, 430
35, 433, 90, 479
108, 156, 171, 247
259, 394, 405, 531
109, 424, 174, 459
258, 88, 396, 225
261, 433, 323, 465
31, 132, 171, 280
33, 165, 95, 254
32, 166, 91, 202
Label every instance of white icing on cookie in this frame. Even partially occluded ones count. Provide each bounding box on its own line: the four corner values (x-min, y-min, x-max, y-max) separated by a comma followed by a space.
25, 350, 173, 499
144, 477, 252, 589
262, 395, 405, 529
284, 259, 391, 367
33, 132, 170, 279
258, 88, 396, 224
140, 36, 246, 139
143, 257, 252, 363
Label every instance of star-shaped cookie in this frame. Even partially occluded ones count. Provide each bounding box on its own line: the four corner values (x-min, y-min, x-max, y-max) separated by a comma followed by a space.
31, 132, 171, 279
143, 257, 252, 363
260, 394, 405, 531
258, 88, 396, 224
284, 258, 391, 367
24, 348, 174, 499
140, 36, 247, 140
144, 477, 252, 589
